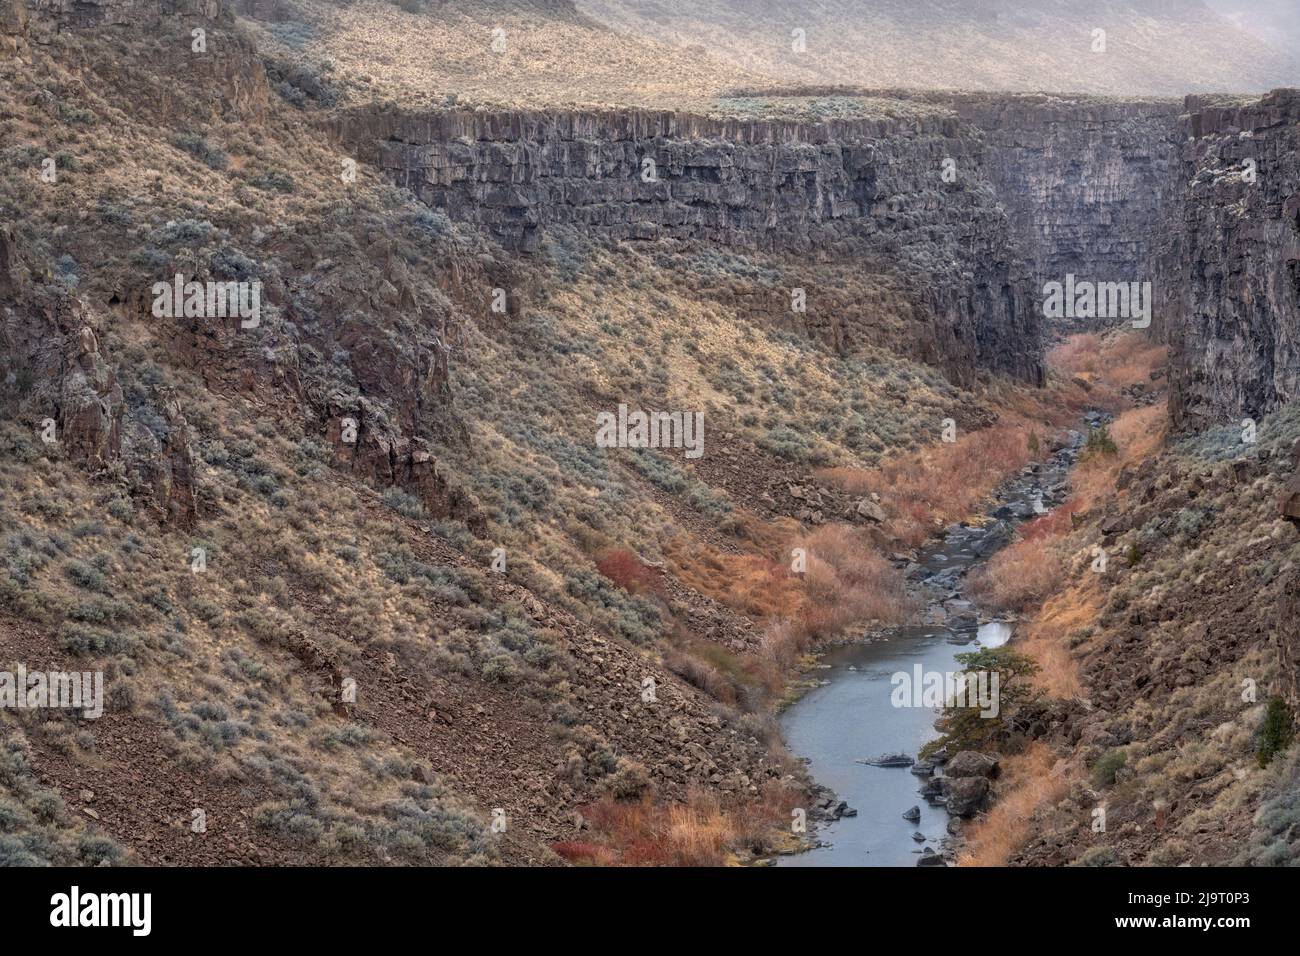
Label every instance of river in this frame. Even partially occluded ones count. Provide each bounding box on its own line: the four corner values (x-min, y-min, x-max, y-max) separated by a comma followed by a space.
776, 421, 1093, 866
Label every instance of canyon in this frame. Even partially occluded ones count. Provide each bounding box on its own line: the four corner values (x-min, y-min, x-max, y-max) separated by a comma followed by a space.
0, 0, 1297, 872
341, 87, 1300, 425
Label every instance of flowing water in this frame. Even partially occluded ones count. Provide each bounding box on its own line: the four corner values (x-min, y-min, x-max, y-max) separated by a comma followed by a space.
776, 421, 1096, 866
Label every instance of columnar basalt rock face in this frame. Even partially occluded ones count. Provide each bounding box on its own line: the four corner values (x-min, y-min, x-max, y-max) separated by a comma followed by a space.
342, 109, 979, 252
337, 107, 1044, 385
1164, 89, 1300, 432
954, 94, 1183, 330
334, 90, 1300, 420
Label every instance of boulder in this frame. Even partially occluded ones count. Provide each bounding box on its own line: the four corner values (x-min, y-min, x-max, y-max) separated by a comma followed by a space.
856, 498, 887, 523
858, 753, 914, 768
945, 751, 1000, 778
1277, 473, 1300, 524
1099, 513, 1128, 536
945, 776, 990, 817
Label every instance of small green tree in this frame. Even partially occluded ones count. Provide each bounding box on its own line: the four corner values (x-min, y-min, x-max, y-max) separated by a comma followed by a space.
921, 647, 1040, 758
1257, 697, 1295, 768
1083, 425, 1118, 459
1092, 748, 1127, 787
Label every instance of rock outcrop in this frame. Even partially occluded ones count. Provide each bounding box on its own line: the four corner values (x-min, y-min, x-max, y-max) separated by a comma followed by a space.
0, 287, 123, 472
25, 0, 225, 26
325, 400, 484, 531
335, 106, 1045, 385
0, 237, 199, 525
1164, 89, 1300, 432
954, 93, 1183, 332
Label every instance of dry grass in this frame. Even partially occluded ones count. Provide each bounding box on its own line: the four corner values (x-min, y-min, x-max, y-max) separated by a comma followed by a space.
576, 0, 1297, 99
965, 534, 1065, 613
1070, 404, 1167, 510
758, 617, 808, 671
666, 523, 910, 643
304, 0, 768, 111
666, 539, 805, 622
550, 840, 619, 866
564, 783, 801, 866
795, 524, 914, 635
1018, 583, 1095, 699
1048, 331, 1167, 414
1048, 330, 1166, 387
956, 742, 1074, 866
1047, 333, 1106, 377
819, 421, 1039, 547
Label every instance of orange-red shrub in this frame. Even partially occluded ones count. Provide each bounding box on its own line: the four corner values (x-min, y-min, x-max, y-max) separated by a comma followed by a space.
596, 548, 665, 598
550, 840, 619, 866
795, 524, 914, 636
819, 422, 1038, 547
573, 781, 802, 866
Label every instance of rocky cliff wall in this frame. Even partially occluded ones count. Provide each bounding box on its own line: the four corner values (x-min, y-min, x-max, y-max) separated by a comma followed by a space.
335, 106, 1044, 385
953, 94, 1183, 332
1164, 89, 1300, 431
333, 95, 1233, 388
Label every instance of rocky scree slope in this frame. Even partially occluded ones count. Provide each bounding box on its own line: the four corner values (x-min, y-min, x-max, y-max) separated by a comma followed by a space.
1012, 407, 1300, 866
